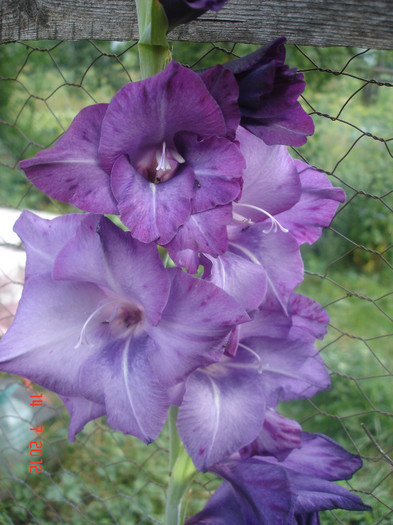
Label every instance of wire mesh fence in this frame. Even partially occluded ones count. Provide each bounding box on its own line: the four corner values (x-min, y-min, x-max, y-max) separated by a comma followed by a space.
0, 39, 392, 524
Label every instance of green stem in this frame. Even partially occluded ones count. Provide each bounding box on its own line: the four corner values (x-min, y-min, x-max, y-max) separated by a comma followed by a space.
165, 407, 198, 525
135, 0, 171, 78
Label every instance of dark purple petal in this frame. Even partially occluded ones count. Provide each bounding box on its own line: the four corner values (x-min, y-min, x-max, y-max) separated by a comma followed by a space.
236, 126, 301, 216
277, 160, 346, 245
228, 225, 303, 313
211, 459, 293, 524
99, 62, 226, 173
160, 0, 227, 31
223, 38, 314, 146
14, 210, 89, 278
178, 346, 265, 470
20, 104, 117, 213
200, 65, 240, 139
202, 251, 268, 312
165, 205, 232, 273
177, 133, 244, 213
240, 409, 302, 461
110, 155, 195, 244
78, 333, 170, 443
148, 268, 250, 388
185, 482, 245, 525
54, 215, 171, 326
238, 294, 292, 340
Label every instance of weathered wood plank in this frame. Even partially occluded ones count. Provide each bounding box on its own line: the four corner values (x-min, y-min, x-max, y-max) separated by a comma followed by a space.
1, 0, 393, 49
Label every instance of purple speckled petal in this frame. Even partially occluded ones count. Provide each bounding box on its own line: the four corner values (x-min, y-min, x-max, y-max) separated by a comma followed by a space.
289, 294, 329, 342
236, 126, 301, 216
200, 65, 240, 139
20, 104, 117, 213
149, 268, 250, 388
111, 155, 195, 244
277, 160, 346, 245
177, 133, 244, 213
178, 346, 265, 470
99, 62, 226, 173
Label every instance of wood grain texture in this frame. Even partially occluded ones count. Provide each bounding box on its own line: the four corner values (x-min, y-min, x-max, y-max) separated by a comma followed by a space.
1, 0, 393, 49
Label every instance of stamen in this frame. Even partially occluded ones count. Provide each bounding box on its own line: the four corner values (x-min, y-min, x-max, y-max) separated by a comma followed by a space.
238, 342, 263, 374
234, 203, 289, 234
75, 299, 117, 349
156, 142, 171, 171
169, 148, 185, 164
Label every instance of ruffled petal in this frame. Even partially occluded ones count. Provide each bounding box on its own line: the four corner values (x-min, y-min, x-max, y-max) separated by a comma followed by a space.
111, 155, 195, 244
149, 268, 250, 387
20, 104, 117, 213
178, 346, 265, 470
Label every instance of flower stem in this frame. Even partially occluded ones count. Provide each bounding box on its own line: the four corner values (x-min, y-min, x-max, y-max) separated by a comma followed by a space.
165, 406, 198, 525
134, 0, 172, 78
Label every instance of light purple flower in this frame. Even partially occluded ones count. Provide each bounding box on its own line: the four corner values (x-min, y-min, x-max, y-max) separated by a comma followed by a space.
0, 211, 249, 443
176, 293, 330, 470
202, 126, 345, 312
20, 62, 244, 251
187, 432, 371, 524
220, 37, 315, 146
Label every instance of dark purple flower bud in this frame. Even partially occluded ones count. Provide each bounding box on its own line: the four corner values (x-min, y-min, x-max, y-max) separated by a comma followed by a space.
160, 0, 227, 30
220, 37, 315, 146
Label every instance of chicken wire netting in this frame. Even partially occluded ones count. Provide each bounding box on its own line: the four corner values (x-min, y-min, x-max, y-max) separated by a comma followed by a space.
0, 39, 392, 524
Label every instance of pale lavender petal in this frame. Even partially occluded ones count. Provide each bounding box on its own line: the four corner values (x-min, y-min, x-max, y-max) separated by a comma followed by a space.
111, 155, 195, 244
13, 210, 89, 278
177, 133, 244, 213
228, 225, 303, 313
78, 333, 170, 443
200, 65, 240, 139
60, 395, 105, 440
165, 205, 232, 272
236, 126, 301, 216
277, 160, 346, 245
99, 62, 226, 173
0, 276, 105, 388
240, 336, 330, 404
289, 294, 329, 342
149, 268, 250, 387
178, 347, 265, 470
20, 104, 117, 213
202, 251, 268, 312
54, 216, 170, 325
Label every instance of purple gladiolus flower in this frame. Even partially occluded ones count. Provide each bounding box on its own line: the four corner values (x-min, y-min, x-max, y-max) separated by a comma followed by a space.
187, 432, 371, 524
20, 61, 244, 252
202, 126, 345, 311
218, 37, 315, 146
0, 211, 249, 443
176, 293, 330, 470
160, 0, 228, 30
